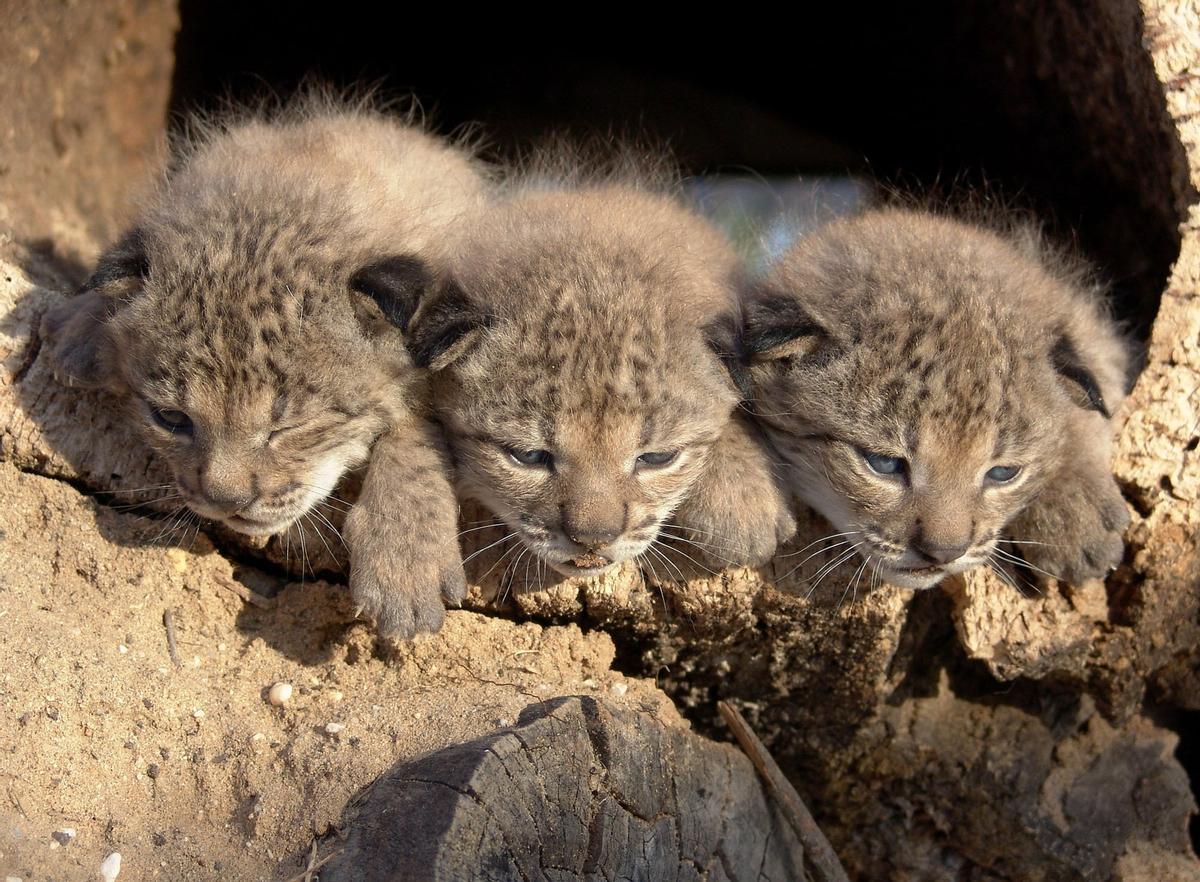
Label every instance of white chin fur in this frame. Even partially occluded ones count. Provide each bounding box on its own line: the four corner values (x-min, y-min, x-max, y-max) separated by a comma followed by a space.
538, 538, 648, 577
186, 454, 349, 538
876, 566, 948, 590
548, 559, 620, 577
216, 514, 293, 537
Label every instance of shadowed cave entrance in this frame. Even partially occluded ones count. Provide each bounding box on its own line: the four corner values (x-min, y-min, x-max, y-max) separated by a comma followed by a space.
172, 1, 1185, 337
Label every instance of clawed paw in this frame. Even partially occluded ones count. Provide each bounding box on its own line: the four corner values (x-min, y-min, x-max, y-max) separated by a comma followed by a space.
350, 549, 466, 640
670, 498, 797, 571
345, 503, 466, 640
1011, 478, 1130, 585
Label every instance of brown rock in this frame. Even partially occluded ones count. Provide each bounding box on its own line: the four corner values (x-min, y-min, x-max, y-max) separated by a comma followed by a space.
0, 1, 177, 248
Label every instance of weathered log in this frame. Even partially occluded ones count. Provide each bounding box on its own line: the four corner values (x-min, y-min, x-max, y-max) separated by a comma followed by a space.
322, 696, 808, 882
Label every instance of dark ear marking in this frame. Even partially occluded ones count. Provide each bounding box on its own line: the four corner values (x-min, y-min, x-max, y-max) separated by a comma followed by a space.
407, 279, 490, 371
41, 289, 119, 389
41, 228, 148, 390
349, 255, 432, 331
703, 313, 750, 399
1051, 334, 1110, 418
81, 227, 149, 293
743, 291, 838, 366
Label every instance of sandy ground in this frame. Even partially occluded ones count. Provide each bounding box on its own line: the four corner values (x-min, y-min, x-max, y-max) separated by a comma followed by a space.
0, 462, 673, 881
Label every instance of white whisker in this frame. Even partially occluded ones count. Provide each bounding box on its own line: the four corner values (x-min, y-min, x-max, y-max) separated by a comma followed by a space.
779, 538, 855, 581
462, 532, 519, 567
778, 530, 861, 559
805, 543, 863, 600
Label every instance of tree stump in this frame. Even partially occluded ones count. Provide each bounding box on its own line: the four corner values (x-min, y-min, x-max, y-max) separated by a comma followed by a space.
322, 697, 807, 882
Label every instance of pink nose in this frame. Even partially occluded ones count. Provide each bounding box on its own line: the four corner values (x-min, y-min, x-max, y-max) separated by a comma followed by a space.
912, 537, 969, 565
565, 526, 621, 551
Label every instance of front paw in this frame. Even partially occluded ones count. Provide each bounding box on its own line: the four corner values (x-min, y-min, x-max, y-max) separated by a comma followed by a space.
1014, 477, 1129, 584
731, 498, 798, 567
672, 496, 797, 570
347, 517, 467, 639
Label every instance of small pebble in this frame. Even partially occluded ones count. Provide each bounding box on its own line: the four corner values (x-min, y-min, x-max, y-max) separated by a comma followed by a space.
192, 708, 204, 719
146, 763, 160, 780
497, 718, 513, 728
267, 683, 293, 706
609, 682, 629, 696
99, 851, 122, 881
52, 828, 76, 846
166, 547, 188, 573
327, 690, 344, 703
324, 722, 345, 736
7, 875, 24, 882
118, 644, 128, 655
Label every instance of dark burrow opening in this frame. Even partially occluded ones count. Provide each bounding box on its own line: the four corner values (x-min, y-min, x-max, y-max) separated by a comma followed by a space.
171, 1, 1187, 338
1154, 706, 1200, 849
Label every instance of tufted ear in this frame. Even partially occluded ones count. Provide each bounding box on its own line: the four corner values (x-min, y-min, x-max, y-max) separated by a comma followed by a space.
742, 289, 840, 366
39, 228, 148, 389
1050, 333, 1110, 418
406, 278, 491, 371
702, 312, 750, 399
349, 254, 432, 332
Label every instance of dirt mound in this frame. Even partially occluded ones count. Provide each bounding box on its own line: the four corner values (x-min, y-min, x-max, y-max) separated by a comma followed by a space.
0, 461, 673, 881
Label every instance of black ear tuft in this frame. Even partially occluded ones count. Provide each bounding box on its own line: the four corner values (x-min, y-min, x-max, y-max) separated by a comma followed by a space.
743, 291, 837, 365
407, 278, 490, 371
41, 228, 148, 390
1051, 334, 1110, 418
81, 227, 150, 293
40, 290, 118, 388
349, 255, 432, 331
703, 313, 750, 399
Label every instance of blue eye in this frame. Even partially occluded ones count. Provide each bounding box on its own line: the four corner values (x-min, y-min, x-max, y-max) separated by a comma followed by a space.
507, 448, 553, 468
152, 408, 193, 435
863, 451, 907, 476
636, 450, 678, 468
985, 464, 1021, 483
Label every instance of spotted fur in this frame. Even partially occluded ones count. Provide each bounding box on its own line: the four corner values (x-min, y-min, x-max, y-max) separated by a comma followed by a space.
40, 98, 486, 637
411, 178, 795, 579
745, 208, 1131, 589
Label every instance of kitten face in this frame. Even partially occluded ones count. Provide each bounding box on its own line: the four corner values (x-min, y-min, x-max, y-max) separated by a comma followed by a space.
745, 208, 1119, 589
46, 219, 419, 538
113, 298, 382, 536
751, 343, 1060, 588
410, 184, 744, 579
433, 307, 735, 577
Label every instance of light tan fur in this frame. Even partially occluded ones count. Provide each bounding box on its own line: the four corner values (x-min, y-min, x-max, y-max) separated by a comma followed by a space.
408, 171, 794, 580
40, 96, 487, 637
745, 207, 1131, 589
